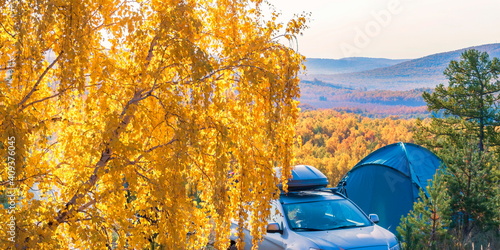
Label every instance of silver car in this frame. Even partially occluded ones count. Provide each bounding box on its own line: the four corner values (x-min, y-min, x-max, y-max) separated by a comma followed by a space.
230, 165, 400, 250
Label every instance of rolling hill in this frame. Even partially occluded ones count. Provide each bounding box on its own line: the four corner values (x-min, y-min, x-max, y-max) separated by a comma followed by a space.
301, 43, 500, 91
298, 43, 500, 116
303, 57, 408, 75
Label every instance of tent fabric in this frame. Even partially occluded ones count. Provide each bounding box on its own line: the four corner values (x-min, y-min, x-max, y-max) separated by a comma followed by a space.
337, 142, 442, 233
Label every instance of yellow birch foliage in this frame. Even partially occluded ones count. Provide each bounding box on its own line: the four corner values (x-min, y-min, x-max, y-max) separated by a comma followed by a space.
0, 0, 306, 249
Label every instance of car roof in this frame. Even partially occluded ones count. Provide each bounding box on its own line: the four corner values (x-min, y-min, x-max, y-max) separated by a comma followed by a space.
280, 190, 345, 205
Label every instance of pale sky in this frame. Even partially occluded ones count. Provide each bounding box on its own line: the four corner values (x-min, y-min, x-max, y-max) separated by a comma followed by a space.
269, 0, 500, 59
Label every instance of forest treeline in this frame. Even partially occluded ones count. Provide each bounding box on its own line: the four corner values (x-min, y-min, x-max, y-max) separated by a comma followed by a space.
343, 88, 430, 107
299, 79, 430, 117
294, 109, 417, 185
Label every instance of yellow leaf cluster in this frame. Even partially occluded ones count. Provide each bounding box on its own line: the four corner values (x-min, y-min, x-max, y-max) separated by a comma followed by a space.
0, 0, 306, 249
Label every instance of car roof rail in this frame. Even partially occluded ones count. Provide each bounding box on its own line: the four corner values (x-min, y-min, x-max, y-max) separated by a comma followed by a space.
280, 187, 349, 199
316, 187, 347, 198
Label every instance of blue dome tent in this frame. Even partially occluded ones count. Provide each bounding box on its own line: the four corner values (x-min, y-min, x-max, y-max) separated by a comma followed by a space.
337, 142, 443, 233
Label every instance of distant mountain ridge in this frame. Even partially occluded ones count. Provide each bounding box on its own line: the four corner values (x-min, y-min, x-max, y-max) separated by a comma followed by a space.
298, 43, 500, 116
302, 43, 500, 90
303, 57, 408, 75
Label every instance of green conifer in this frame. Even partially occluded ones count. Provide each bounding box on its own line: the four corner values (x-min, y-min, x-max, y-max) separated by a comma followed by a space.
397, 169, 452, 249
416, 49, 500, 247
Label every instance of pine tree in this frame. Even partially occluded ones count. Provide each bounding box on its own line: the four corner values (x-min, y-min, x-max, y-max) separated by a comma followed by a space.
420, 49, 500, 152
416, 50, 500, 246
397, 169, 452, 249
437, 138, 500, 241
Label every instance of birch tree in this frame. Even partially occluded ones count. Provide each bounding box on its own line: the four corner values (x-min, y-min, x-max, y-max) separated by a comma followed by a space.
0, 0, 306, 249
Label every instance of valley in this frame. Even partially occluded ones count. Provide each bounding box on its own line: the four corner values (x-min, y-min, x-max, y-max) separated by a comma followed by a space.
299, 43, 500, 117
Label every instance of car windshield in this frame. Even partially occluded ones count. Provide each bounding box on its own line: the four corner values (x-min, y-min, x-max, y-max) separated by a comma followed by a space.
283, 199, 372, 231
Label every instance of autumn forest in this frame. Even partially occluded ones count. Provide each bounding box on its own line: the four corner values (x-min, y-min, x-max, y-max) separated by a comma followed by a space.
294, 109, 416, 185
